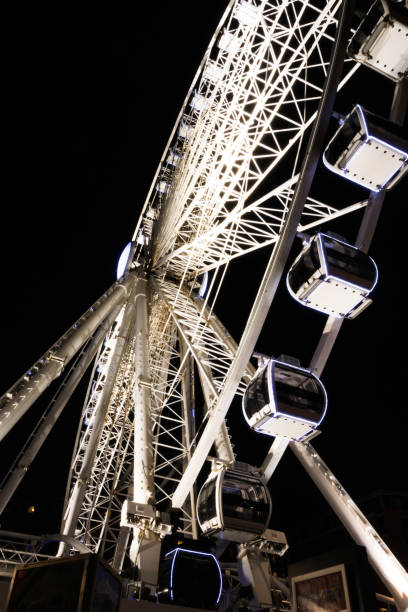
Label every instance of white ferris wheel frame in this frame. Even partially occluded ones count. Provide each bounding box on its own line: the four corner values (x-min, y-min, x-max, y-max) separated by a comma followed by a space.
0, 0, 408, 608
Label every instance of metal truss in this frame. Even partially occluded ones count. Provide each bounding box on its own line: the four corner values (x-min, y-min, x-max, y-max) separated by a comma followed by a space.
58, 274, 246, 559
135, 0, 359, 286
154, 278, 254, 398
62, 307, 135, 562
145, 277, 253, 532
0, 531, 90, 576
0, 532, 56, 576
147, 286, 195, 533
154, 175, 367, 278
2, 0, 408, 608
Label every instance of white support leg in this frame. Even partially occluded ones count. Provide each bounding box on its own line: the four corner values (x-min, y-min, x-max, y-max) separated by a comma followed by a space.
0, 277, 132, 442
179, 336, 199, 539
291, 441, 408, 612
61, 279, 138, 539
112, 525, 131, 573
237, 548, 275, 609
0, 302, 123, 515
130, 279, 161, 591
261, 437, 290, 483
132, 279, 154, 506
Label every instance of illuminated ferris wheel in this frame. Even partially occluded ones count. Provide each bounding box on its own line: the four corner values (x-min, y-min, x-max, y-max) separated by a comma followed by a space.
1, 0, 408, 609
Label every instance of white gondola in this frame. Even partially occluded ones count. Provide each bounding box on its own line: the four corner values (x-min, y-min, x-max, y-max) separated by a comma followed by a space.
155, 180, 171, 194
203, 60, 224, 84
234, 1, 262, 26
287, 233, 378, 319
197, 465, 272, 542
178, 116, 195, 139
323, 104, 408, 191
348, 0, 408, 82
190, 90, 209, 114
166, 146, 184, 167
242, 359, 327, 440
218, 31, 242, 54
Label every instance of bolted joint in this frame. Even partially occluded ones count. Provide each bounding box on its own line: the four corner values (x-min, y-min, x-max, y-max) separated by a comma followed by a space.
121, 500, 172, 537
239, 528, 288, 557
138, 377, 152, 389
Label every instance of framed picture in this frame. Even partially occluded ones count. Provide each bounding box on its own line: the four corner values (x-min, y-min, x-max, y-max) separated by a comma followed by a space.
291, 563, 352, 612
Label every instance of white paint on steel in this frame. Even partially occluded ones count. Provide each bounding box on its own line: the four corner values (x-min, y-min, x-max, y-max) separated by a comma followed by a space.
292, 441, 408, 612
132, 279, 154, 505
0, 278, 131, 442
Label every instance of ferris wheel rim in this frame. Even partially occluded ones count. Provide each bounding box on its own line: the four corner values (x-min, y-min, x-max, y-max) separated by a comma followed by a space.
130, 0, 237, 247
132, 0, 360, 286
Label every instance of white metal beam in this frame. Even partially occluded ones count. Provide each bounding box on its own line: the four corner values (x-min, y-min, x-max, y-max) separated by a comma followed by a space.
292, 441, 408, 612
132, 279, 154, 505
0, 302, 123, 515
0, 277, 132, 442
61, 277, 138, 539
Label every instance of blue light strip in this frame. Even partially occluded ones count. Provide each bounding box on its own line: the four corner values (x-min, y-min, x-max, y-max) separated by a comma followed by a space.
169, 547, 179, 601
355, 104, 368, 137
269, 359, 277, 416
272, 359, 327, 427
165, 547, 223, 605
241, 363, 269, 428
196, 473, 221, 534
320, 232, 379, 291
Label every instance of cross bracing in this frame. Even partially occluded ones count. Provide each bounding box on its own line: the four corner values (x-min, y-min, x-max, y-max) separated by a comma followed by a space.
148, 291, 191, 513
63, 316, 136, 560
144, 278, 252, 521
154, 176, 368, 279
2, 0, 408, 606
153, 278, 254, 399
135, 0, 359, 286
0, 532, 91, 576
60, 273, 252, 557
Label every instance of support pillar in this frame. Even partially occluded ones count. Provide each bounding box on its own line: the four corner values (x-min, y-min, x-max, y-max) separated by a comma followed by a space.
61, 277, 138, 539
0, 277, 131, 442
0, 303, 123, 515
129, 279, 161, 593
179, 336, 199, 539
292, 441, 408, 612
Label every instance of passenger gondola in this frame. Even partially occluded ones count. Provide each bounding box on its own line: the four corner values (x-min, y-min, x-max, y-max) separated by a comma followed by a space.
323, 104, 408, 191
348, 0, 408, 82
158, 547, 222, 609
287, 232, 378, 319
242, 358, 327, 440
197, 465, 272, 542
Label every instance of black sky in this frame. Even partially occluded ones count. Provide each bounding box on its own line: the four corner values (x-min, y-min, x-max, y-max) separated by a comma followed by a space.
2, 0, 407, 544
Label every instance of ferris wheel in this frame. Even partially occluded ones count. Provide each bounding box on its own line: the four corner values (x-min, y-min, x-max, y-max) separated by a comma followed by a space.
1, 0, 408, 609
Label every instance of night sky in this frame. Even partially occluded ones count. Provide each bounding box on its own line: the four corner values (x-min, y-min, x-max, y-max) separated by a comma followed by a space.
2, 0, 407, 554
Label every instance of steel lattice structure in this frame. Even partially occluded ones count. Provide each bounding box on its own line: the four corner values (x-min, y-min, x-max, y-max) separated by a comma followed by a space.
138, 0, 360, 279
1, 0, 408, 609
